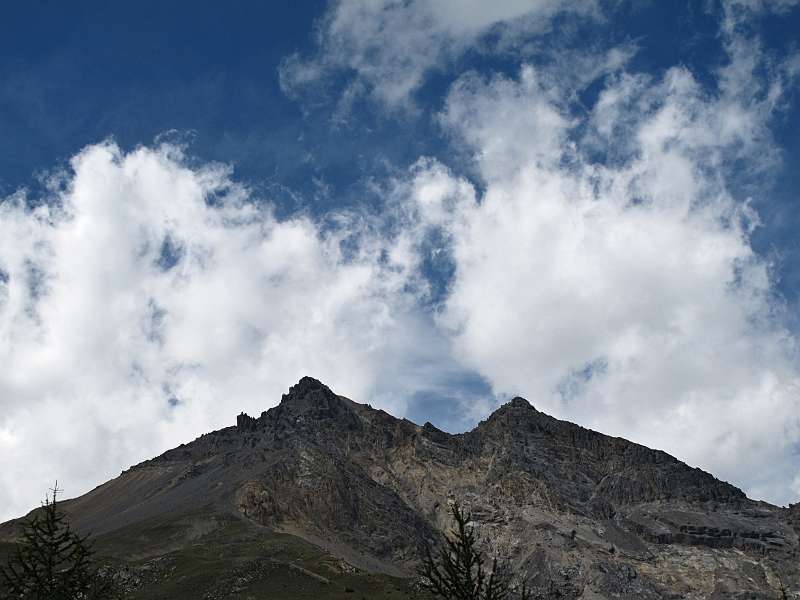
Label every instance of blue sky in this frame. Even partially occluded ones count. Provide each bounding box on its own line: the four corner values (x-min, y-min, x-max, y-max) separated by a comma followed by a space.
2, 1, 798, 307
0, 0, 799, 519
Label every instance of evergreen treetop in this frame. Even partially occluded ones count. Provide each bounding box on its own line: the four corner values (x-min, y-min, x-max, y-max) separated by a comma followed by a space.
0, 484, 116, 600
420, 502, 530, 600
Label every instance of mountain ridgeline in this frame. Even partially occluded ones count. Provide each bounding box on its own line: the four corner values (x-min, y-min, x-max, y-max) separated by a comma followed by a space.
1, 377, 797, 599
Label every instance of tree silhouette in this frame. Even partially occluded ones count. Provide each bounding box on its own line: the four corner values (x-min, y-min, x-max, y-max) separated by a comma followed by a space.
0, 484, 117, 600
420, 502, 530, 600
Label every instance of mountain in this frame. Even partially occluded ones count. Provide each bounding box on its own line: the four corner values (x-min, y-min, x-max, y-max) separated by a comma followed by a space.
1, 376, 797, 599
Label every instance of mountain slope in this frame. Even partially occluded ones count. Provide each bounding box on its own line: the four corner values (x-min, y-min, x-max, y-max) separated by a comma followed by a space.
2, 377, 797, 599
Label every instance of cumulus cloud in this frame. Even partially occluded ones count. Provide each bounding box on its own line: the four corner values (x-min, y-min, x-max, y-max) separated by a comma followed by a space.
391, 11, 800, 503
279, 0, 596, 109
3, 0, 799, 522
0, 141, 457, 520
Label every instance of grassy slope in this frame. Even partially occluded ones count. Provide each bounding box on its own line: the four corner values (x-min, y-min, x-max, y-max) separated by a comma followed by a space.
88, 513, 432, 600
1, 494, 433, 599
1, 511, 431, 599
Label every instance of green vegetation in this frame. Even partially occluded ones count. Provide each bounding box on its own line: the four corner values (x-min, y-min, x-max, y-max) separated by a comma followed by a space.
0, 486, 117, 600
0, 489, 534, 599
87, 514, 433, 600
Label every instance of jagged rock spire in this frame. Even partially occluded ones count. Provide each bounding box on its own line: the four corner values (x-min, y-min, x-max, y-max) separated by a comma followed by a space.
236, 377, 360, 433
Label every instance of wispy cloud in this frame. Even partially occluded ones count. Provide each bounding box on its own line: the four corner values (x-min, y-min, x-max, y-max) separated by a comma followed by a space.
279, 0, 596, 110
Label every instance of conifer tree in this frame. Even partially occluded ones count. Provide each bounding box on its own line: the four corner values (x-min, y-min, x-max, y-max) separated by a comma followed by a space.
0, 484, 116, 600
420, 502, 530, 600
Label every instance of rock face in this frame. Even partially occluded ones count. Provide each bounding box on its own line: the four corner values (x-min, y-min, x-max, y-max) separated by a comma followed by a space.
4, 377, 798, 598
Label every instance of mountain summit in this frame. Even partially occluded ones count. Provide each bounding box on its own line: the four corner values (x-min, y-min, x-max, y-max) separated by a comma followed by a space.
1, 377, 797, 599
237, 376, 361, 431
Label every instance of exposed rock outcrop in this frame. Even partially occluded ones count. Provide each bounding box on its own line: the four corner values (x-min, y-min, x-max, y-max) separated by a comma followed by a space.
4, 376, 797, 598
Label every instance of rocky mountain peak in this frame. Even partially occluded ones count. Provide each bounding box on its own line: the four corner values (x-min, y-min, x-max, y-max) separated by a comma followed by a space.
236, 376, 362, 435
279, 376, 338, 408
477, 395, 544, 431
488, 395, 537, 417
508, 396, 531, 408
11, 375, 797, 599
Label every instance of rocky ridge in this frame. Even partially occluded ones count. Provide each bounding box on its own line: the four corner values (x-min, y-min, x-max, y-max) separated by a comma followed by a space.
2, 376, 798, 598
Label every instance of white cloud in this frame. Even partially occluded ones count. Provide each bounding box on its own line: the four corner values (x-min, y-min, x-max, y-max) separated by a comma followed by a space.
276, 0, 800, 505
279, 0, 596, 109
3, 0, 799, 522
393, 24, 800, 503
0, 141, 446, 520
